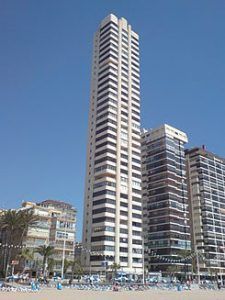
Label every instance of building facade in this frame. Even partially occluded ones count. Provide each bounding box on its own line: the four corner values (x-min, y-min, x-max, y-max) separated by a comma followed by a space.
82, 14, 142, 274
22, 200, 77, 275
186, 147, 225, 276
141, 125, 191, 274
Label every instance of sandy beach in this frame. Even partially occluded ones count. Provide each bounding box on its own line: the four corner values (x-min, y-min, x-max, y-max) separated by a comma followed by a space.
1, 288, 225, 300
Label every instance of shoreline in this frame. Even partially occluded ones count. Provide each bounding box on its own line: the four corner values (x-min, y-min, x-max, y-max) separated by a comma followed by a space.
1, 287, 225, 300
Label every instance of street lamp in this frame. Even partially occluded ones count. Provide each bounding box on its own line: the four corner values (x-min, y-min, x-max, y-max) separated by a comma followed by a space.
142, 235, 145, 284
87, 249, 92, 276
61, 211, 68, 280
196, 250, 200, 285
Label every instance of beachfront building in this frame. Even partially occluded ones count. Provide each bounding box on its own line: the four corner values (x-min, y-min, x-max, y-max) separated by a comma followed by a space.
21, 200, 77, 276
141, 124, 191, 275
186, 147, 225, 277
82, 14, 143, 274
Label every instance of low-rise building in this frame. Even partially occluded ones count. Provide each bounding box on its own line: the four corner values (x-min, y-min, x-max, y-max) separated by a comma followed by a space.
21, 199, 77, 276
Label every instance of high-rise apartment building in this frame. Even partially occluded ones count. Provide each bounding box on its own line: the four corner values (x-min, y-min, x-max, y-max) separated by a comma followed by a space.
141, 125, 191, 274
82, 14, 142, 274
186, 147, 225, 276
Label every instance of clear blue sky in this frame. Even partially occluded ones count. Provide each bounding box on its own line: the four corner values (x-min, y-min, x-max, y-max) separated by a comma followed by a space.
0, 0, 225, 240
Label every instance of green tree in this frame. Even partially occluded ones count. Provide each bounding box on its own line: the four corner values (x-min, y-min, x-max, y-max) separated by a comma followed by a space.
110, 262, 120, 278
18, 210, 38, 243
63, 258, 72, 276
0, 210, 21, 277
167, 264, 180, 280
35, 245, 55, 277
47, 258, 55, 275
71, 259, 83, 282
18, 248, 34, 273
0, 209, 38, 278
178, 249, 191, 278
18, 248, 34, 262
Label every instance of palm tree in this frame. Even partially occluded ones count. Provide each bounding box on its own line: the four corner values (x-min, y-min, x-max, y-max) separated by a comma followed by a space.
35, 245, 55, 277
71, 259, 83, 282
47, 258, 55, 275
18, 210, 38, 244
0, 210, 20, 242
110, 262, 120, 278
18, 248, 34, 273
0, 210, 22, 248
0, 210, 21, 277
0, 209, 38, 241
64, 258, 73, 276
176, 249, 191, 279
0, 209, 37, 278
167, 264, 181, 282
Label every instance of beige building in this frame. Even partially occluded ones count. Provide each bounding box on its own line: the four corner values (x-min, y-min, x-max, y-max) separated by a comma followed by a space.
82, 14, 142, 274
21, 199, 77, 276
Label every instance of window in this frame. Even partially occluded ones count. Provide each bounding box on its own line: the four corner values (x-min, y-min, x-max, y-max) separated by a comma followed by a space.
120, 237, 128, 243
94, 164, 116, 173
95, 148, 116, 157
91, 236, 115, 242
93, 198, 115, 206
96, 118, 117, 128
132, 230, 141, 236
132, 239, 142, 245
120, 210, 128, 216
92, 217, 115, 223
92, 207, 115, 215
95, 141, 116, 150
93, 189, 116, 198
96, 125, 117, 135
100, 21, 118, 33
132, 221, 142, 227
120, 193, 128, 199
98, 78, 117, 89
93, 226, 115, 232
132, 213, 142, 219
99, 53, 118, 64
120, 247, 128, 253
95, 133, 116, 142
120, 228, 128, 234
132, 204, 142, 211
93, 181, 116, 189
98, 72, 117, 83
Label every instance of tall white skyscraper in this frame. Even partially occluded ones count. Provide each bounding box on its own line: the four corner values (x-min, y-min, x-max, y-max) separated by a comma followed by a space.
82, 14, 142, 273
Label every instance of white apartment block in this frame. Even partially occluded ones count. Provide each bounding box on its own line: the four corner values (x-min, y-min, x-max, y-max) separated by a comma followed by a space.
82, 14, 142, 274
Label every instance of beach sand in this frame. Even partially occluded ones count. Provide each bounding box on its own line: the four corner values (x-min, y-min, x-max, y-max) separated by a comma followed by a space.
1, 288, 225, 300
